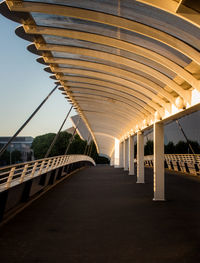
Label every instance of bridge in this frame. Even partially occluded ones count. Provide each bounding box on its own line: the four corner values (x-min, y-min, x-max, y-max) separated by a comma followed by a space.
0, 162, 200, 262
0, 0, 200, 262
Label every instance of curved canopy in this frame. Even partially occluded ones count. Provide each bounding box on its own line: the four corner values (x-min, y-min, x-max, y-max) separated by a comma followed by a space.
1, 0, 200, 156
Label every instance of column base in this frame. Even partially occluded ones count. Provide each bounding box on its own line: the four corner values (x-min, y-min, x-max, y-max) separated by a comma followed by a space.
129, 172, 134, 176
153, 197, 166, 201
136, 180, 144, 184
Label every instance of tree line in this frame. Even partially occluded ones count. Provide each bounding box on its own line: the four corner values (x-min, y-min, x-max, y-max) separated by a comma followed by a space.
31, 131, 109, 164
143, 140, 200, 156
0, 131, 109, 166
1, 132, 199, 166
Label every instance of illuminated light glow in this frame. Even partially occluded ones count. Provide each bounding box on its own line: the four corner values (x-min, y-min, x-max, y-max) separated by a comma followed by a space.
136, 125, 139, 132
142, 119, 147, 129
191, 89, 200, 106
175, 96, 184, 109
130, 129, 134, 136
164, 108, 171, 118
171, 104, 180, 115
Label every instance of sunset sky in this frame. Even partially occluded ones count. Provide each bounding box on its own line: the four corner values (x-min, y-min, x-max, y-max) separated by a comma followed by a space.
0, 15, 76, 138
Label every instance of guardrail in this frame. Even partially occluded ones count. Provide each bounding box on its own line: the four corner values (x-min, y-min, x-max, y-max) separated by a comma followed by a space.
143, 154, 200, 175
0, 155, 95, 191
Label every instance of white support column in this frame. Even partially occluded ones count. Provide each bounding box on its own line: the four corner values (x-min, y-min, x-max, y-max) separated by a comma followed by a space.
124, 139, 128, 171
123, 140, 125, 169
129, 135, 134, 175
110, 151, 114, 166
137, 131, 144, 183
119, 142, 123, 168
153, 122, 165, 201
122, 141, 124, 168
127, 138, 129, 169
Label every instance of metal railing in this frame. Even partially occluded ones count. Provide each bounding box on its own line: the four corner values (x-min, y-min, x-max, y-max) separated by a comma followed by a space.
143, 154, 200, 175
0, 155, 95, 191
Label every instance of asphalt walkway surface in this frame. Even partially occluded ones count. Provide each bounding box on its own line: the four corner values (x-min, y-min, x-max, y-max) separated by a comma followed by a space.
0, 166, 200, 263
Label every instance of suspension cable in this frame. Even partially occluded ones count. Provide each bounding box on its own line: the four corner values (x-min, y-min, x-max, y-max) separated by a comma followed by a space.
45, 106, 73, 158
88, 141, 94, 157
176, 119, 196, 155
84, 134, 91, 155
0, 85, 58, 158
86, 140, 92, 156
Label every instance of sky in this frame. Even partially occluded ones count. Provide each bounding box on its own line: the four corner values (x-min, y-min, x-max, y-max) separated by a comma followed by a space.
0, 15, 76, 138
0, 13, 200, 144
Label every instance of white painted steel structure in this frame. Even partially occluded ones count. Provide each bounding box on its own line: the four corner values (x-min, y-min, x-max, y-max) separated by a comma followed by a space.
1, 0, 200, 200
0, 155, 95, 191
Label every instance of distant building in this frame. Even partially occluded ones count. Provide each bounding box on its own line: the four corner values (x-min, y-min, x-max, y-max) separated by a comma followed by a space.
0, 136, 34, 162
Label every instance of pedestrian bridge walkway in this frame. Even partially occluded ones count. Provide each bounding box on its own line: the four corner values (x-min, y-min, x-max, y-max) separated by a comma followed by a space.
0, 166, 200, 263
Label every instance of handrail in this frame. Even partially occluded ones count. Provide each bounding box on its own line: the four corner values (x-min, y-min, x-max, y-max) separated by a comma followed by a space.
0, 154, 95, 191
0, 154, 65, 171
143, 154, 200, 175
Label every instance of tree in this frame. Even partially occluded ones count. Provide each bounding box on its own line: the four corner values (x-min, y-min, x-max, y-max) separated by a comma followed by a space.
175, 141, 189, 154
165, 141, 175, 154
31, 133, 56, 159
188, 140, 200, 154
134, 142, 137, 158
53, 131, 72, 155
164, 140, 200, 154
31, 132, 87, 159
68, 134, 87, 154
144, 140, 153, 155
95, 156, 110, 164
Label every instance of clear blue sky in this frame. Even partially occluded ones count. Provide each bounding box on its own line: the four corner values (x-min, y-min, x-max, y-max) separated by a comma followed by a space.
0, 15, 76, 138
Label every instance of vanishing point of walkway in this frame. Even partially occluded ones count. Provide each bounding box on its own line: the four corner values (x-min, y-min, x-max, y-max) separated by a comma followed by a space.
0, 166, 200, 263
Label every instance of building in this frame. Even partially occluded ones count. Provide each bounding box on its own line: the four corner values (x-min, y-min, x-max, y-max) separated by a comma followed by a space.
0, 136, 34, 163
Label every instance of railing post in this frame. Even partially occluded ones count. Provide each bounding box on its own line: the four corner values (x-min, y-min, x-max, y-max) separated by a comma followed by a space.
124, 139, 128, 171
45, 159, 51, 173
58, 157, 64, 166
38, 160, 45, 176
60, 156, 65, 166
137, 131, 144, 183
30, 162, 38, 178
20, 164, 29, 183
119, 142, 123, 168
176, 161, 181, 171
5, 167, 16, 189
54, 157, 61, 168
50, 158, 56, 170
63, 156, 68, 165
129, 135, 134, 175
153, 122, 165, 201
